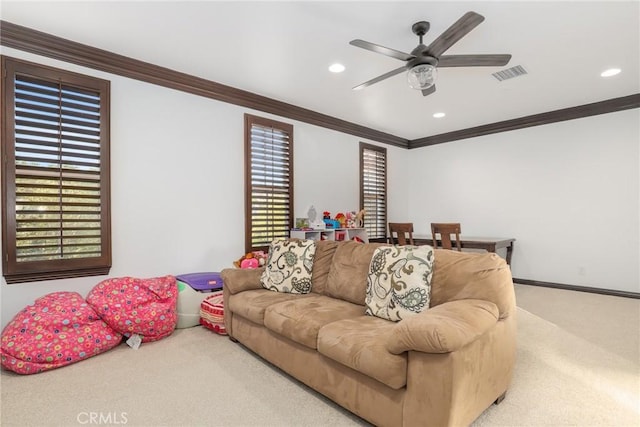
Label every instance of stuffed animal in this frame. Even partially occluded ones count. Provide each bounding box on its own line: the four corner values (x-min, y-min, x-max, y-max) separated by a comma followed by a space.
346, 211, 356, 228
234, 251, 268, 269
240, 258, 259, 269
355, 209, 366, 228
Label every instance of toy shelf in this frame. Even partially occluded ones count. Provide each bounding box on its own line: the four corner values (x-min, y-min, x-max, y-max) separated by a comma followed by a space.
290, 228, 368, 243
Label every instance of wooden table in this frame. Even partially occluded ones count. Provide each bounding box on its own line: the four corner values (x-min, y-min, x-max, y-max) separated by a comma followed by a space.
413, 236, 516, 266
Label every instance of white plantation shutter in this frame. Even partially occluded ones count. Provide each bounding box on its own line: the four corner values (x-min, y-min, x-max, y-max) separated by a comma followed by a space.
245, 115, 293, 252
360, 143, 387, 240
2, 57, 111, 283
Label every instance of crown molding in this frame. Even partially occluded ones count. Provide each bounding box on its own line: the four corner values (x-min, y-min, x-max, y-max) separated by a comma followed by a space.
1, 20, 638, 151
0, 20, 408, 149
409, 94, 640, 148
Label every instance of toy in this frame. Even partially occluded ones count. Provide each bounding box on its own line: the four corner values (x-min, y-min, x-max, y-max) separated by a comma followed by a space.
176, 272, 224, 329
241, 258, 259, 268
355, 209, 366, 227
323, 218, 340, 229
234, 251, 268, 269
346, 211, 355, 228
335, 212, 346, 228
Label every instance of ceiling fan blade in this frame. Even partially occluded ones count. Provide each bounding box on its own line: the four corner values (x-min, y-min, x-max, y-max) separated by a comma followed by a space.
353, 67, 407, 90
426, 11, 485, 58
353, 66, 407, 91
438, 54, 512, 67
422, 85, 436, 97
350, 39, 415, 61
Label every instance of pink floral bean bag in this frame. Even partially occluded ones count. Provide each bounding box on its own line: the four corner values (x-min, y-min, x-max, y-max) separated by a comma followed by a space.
86, 275, 178, 342
1, 291, 122, 374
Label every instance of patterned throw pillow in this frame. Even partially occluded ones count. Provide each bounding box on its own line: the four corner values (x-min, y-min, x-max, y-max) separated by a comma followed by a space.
261, 239, 317, 293
365, 245, 435, 322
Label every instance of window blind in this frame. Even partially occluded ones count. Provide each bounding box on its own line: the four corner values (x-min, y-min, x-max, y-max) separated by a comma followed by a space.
361, 144, 387, 240
2, 57, 111, 283
246, 116, 293, 251
14, 75, 103, 262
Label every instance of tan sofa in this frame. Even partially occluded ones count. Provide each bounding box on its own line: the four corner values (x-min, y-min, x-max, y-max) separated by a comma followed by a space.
221, 240, 516, 427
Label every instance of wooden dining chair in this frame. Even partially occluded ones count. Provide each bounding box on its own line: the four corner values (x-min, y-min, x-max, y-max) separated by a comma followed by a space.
388, 223, 415, 245
431, 223, 462, 251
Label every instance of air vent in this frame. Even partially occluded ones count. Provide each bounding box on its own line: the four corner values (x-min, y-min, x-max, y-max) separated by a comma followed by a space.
492, 65, 528, 81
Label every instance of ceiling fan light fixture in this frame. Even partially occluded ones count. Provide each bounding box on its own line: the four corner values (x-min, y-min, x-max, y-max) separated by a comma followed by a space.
329, 63, 346, 73
407, 64, 437, 90
600, 68, 621, 77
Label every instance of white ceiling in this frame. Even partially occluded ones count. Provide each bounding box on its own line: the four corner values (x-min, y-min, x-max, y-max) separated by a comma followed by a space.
2, 1, 639, 141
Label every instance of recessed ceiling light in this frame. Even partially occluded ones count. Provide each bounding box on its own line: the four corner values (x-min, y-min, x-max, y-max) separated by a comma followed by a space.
329, 63, 345, 73
601, 68, 621, 77
433, 112, 446, 118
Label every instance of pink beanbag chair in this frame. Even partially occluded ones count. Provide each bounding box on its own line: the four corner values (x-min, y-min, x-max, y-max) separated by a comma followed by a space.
86, 275, 178, 342
1, 292, 122, 374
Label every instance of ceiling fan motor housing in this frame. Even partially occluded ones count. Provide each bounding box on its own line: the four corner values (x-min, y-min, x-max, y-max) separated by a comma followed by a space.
407, 46, 438, 70
408, 21, 438, 70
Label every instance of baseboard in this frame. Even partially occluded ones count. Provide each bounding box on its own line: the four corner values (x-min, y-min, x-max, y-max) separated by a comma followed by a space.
512, 278, 640, 299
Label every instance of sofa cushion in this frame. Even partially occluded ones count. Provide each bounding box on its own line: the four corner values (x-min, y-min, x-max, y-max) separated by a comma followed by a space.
317, 315, 407, 389
264, 295, 364, 349
429, 250, 515, 318
221, 267, 264, 295
227, 289, 312, 326
365, 245, 435, 321
325, 241, 385, 305
310, 240, 341, 295
261, 239, 316, 293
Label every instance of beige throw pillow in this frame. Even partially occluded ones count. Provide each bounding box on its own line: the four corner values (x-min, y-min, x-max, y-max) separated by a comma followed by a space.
365, 245, 435, 321
261, 239, 317, 293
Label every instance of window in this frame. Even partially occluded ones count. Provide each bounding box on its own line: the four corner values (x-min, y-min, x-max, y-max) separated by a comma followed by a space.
360, 142, 387, 242
244, 114, 293, 252
1, 56, 111, 283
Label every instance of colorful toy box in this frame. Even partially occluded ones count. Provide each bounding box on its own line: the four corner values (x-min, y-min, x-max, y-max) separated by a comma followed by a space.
175, 272, 223, 329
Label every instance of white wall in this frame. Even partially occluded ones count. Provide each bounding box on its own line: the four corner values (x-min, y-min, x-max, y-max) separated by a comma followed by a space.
406, 109, 640, 293
1, 47, 638, 330
0, 47, 409, 328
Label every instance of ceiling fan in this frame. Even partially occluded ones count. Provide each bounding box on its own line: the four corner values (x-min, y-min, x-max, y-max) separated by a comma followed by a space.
350, 11, 511, 96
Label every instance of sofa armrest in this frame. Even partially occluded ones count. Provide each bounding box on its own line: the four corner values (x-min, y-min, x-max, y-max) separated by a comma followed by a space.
386, 299, 499, 354
220, 267, 264, 295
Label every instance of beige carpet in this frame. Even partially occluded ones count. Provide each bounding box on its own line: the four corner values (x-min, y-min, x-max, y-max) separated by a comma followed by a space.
473, 308, 639, 426
1, 307, 639, 426
514, 284, 640, 365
